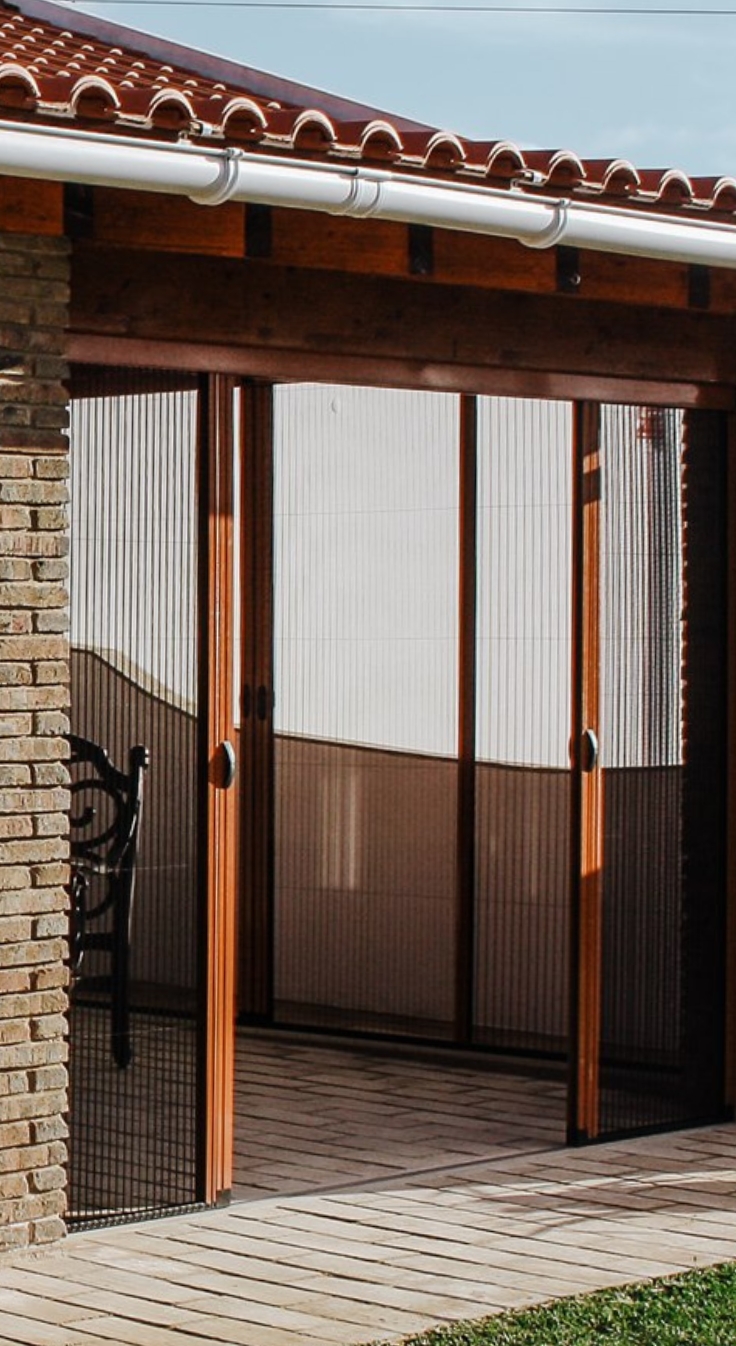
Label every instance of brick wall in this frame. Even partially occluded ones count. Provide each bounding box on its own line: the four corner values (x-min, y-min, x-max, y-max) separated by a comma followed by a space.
0, 233, 71, 1251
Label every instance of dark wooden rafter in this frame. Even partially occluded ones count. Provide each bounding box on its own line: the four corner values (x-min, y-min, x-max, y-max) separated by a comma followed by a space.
245, 204, 273, 260
556, 246, 581, 295
688, 265, 711, 311
408, 223, 434, 277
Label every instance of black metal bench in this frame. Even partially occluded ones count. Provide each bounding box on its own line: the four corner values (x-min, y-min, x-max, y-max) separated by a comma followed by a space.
68, 733, 149, 1069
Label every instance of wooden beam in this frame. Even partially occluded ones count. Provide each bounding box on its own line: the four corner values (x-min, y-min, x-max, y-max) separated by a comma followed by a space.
433, 227, 554, 294
269, 208, 407, 275
0, 176, 63, 235
67, 332, 735, 410
70, 245, 736, 390
440, 231, 691, 311
78, 188, 732, 314
574, 249, 689, 310
93, 188, 245, 257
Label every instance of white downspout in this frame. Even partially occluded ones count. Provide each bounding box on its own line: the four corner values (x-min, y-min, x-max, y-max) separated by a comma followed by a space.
3, 118, 736, 269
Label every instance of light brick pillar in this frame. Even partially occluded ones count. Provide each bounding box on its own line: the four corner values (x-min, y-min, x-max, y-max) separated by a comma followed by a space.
0, 233, 71, 1251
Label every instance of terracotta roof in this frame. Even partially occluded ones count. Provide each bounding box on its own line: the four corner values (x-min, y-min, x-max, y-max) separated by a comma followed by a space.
1, 0, 735, 219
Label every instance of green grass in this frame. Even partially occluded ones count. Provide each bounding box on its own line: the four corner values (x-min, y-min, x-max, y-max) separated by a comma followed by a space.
389, 1262, 736, 1346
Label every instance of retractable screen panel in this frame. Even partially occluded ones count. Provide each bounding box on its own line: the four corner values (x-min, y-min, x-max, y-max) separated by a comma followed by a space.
68, 370, 201, 1223
272, 384, 459, 1037
596, 405, 727, 1135
474, 398, 573, 1055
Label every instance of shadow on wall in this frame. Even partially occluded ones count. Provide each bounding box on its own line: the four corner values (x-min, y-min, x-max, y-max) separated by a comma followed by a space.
70, 647, 199, 994
274, 735, 571, 1047
70, 649, 682, 1058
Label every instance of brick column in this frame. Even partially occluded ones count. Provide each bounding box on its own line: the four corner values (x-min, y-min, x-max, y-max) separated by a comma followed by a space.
0, 233, 71, 1251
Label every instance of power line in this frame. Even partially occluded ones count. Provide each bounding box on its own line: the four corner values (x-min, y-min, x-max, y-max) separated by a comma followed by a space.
58, 2, 736, 11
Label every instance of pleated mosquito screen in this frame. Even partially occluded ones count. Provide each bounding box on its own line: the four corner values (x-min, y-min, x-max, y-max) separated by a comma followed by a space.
68, 369, 202, 1225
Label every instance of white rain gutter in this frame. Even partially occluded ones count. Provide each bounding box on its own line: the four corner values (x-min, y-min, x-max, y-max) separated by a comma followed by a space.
4, 117, 736, 269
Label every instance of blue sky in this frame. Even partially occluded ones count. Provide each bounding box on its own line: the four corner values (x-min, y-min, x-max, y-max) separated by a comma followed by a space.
66, 2, 736, 176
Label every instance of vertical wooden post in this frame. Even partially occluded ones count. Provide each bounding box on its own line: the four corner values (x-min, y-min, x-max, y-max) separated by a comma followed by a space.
726, 412, 736, 1112
198, 374, 238, 1204
568, 400, 604, 1144
454, 393, 479, 1044
455, 394, 478, 1044
238, 382, 275, 1021
679, 410, 728, 1120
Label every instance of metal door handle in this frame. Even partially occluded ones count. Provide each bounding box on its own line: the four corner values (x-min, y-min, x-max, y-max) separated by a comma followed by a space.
220, 739, 237, 789
581, 728, 598, 773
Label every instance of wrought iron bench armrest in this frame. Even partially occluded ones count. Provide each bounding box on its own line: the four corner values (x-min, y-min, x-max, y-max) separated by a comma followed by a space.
68, 733, 149, 1069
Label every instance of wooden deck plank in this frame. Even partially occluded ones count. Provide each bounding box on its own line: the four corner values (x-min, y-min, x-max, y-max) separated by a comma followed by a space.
2, 1034, 736, 1345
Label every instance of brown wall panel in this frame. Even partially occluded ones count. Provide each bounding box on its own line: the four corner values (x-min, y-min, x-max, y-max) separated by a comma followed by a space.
93, 188, 245, 257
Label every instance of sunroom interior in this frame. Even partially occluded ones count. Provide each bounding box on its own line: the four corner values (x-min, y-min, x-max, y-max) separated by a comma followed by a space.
64, 365, 730, 1226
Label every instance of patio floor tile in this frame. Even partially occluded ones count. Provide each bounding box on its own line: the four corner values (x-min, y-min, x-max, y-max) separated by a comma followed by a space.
2, 1033, 736, 1345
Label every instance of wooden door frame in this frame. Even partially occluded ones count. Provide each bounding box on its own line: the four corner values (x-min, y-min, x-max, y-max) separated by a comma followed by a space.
569, 401, 735, 1143
568, 400, 604, 1144
239, 382, 478, 1039
237, 382, 275, 1022
72, 350, 734, 1182
727, 412, 736, 1112
67, 362, 240, 1210
230, 380, 735, 1143
455, 393, 478, 1044
196, 372, 239, 1205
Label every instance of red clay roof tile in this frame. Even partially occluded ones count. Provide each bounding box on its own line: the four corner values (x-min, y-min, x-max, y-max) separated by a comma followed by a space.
0, 0, 734, 219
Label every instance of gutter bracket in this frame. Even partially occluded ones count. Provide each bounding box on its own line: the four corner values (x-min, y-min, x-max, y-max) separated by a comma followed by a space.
189, 147, 244, 206
330, 172, 384, 219
521, 197, 571, 250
